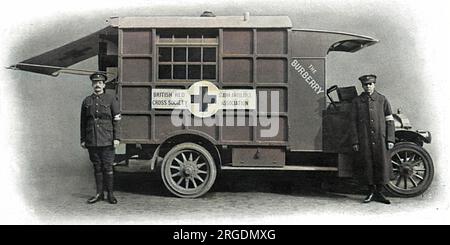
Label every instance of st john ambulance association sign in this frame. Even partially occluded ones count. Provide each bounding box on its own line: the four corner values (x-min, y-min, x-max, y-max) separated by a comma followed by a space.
151, 80, 257, 118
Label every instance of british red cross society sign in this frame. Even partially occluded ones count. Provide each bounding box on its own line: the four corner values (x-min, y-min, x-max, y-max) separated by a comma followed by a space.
151, 80, 257, 118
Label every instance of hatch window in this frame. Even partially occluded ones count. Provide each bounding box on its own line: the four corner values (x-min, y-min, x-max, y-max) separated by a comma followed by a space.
156, 29, 218, 81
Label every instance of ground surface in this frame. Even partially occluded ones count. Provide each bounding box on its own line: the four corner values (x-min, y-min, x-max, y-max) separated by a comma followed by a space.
20, 163, 438, 225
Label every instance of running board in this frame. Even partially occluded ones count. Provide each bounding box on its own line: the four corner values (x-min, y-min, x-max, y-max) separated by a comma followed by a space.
221, 166, 338, 171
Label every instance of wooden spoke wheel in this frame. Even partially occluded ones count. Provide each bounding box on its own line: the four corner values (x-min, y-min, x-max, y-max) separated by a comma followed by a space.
386, 142, 434, 197
161, 143, 217, 198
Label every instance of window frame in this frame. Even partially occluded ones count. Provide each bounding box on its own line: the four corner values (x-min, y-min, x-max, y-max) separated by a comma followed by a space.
156, 31, 219, 82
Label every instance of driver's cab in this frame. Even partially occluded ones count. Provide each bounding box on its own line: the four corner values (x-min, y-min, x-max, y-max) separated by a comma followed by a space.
322, 84, 359, 153
288, 29, 378, 152
326, 85, 358, 112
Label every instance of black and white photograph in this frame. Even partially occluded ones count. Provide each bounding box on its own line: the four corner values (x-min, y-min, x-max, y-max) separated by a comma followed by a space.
1, 0, 449, 226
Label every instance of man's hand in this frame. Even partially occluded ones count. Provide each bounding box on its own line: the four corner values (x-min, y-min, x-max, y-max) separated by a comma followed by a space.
387, 142, 394, 150
113, 140, 120, 148
81, 142, 86, 149
352, 144, 359, 152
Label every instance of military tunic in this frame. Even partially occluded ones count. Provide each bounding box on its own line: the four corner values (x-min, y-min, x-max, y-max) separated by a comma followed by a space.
350, 90, 395, 185
80, 93, 121, 147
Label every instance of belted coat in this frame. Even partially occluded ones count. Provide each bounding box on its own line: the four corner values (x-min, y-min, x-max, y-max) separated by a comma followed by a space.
350, 90, 395, 185
80, 92, 121, 147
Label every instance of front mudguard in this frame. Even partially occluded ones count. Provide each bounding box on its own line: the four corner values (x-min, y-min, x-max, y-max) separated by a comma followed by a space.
395, 129, 431, 147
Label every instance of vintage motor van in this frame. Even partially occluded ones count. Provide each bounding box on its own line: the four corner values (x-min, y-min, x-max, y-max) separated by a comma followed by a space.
10, 12, 434, 198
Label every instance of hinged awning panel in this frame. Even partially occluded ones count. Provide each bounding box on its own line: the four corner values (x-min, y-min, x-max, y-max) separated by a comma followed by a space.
10, 26, 117, 76
328, 39, 377, 53
290, 29, 378, 57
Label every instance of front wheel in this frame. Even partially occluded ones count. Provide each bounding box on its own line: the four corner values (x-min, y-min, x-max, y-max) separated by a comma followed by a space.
161, 143, 217, 198
385, 142, 434, 197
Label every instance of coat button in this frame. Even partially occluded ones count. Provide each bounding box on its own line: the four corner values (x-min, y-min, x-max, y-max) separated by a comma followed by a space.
96, 110, 98, 113
372, 142, 375, 145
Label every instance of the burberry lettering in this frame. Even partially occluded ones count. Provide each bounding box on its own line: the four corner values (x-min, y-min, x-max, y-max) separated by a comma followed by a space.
291, 59, 325, 95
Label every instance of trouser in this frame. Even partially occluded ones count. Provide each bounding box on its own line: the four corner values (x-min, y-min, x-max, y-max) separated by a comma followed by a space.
87, 146, 115, 195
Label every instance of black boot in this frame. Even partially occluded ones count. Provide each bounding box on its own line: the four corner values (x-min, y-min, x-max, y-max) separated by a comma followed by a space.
105, 172, 117, 204
87, 173, 104, 204
363, 185, 376, 203
363, 193, 375, 203
375, 192, 391, 204
87, 193, 104, 204
375, 185, 391, 204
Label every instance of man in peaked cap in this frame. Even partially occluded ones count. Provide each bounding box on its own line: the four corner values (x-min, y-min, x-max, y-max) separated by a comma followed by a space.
350, 74, 395, 204
81, 72, 121, 204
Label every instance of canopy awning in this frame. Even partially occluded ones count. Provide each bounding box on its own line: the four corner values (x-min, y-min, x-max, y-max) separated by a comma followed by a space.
290, 29, 379, 57
8, 26, 117, 76
328, 39, 377, 53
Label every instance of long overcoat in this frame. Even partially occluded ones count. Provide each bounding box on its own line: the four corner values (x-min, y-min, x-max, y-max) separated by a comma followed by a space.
350, 90, 395, 185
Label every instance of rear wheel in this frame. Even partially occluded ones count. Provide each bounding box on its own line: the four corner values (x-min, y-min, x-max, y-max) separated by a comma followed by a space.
386, 142, 434, 197
161, 143, 217, 198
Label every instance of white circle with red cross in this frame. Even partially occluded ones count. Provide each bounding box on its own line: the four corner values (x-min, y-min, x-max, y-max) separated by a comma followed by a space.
188, 80, 220, 118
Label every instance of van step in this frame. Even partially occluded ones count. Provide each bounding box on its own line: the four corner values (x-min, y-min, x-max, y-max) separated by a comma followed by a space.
114, 159, 152, 172
221, 165, 338, 171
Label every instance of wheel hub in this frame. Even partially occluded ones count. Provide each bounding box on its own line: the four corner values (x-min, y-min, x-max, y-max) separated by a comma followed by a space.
183, 166, 194, 176
181, 161, 198, 177
400, 163, 414, 176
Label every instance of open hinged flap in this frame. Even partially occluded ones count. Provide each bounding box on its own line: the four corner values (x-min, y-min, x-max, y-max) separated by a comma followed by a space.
291, 29, 379, 57
8, 26, 117, 77
328, 39, 378, 53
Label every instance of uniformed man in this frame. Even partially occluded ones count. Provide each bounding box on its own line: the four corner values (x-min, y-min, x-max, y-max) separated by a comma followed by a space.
81, 72, 121, 204
350, 74, 395, 204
